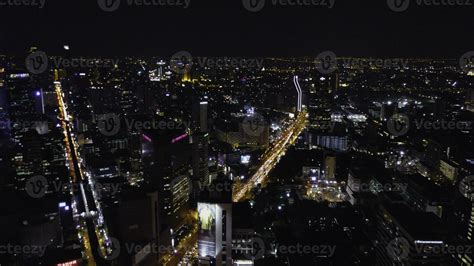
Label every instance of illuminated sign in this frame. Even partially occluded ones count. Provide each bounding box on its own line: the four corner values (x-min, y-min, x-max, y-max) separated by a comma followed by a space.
198, 203, 216, 258
171, 133, 188, 144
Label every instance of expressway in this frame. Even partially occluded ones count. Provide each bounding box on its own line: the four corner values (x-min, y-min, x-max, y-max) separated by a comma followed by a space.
233, 109, 308, 202
55, 81, 111, 264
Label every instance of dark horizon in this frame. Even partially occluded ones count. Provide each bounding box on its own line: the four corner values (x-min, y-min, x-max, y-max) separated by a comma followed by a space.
0, 0, 472, 57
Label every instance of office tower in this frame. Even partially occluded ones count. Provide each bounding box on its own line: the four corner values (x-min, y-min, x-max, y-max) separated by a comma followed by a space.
465, 89, 474, 112
141, 129, 191, 229
200, 101, 208, 132
324, 154, 336, 179
193, 101, 210, 186
116, 189, 160, 265
192, 133, 210, 186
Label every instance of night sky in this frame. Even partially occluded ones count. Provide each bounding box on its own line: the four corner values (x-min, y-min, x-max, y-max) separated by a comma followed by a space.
0, 0, 472, 57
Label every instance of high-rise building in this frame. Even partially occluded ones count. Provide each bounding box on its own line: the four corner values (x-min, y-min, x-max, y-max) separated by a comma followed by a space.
465, 89, 474, 112
324, 154, 336, 179
198, 176, 233, 266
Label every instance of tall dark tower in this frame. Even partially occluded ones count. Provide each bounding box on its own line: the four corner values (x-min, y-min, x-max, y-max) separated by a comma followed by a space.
192, 101, 209, 187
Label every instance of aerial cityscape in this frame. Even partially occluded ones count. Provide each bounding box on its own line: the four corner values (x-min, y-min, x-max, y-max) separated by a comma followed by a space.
0, 1, 473, 266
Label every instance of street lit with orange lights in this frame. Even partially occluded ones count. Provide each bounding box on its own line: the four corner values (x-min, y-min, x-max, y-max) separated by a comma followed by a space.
233, 109, 308, 202
55, 81, 111, 264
